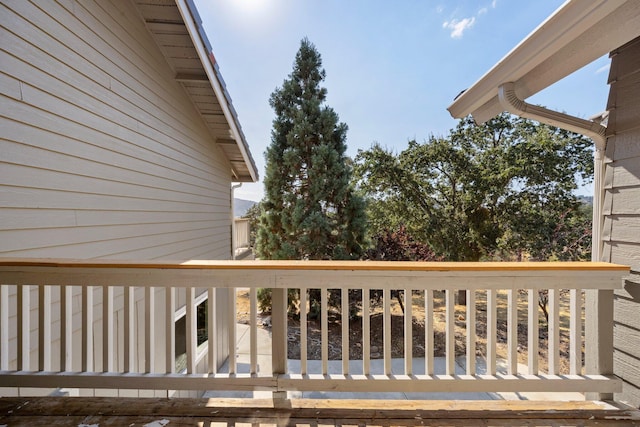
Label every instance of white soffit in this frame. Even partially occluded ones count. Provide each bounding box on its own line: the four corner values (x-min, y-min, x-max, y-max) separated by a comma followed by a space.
447, 0, 640, 123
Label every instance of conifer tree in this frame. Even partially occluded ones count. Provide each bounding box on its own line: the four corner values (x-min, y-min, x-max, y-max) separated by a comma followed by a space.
257, 38, 366, 261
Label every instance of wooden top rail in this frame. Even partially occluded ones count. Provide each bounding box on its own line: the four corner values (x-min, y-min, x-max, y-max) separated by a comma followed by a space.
0, 258, 630, 272
0, 258, 629, 290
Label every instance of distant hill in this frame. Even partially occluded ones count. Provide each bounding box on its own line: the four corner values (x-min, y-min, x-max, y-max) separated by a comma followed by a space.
578, 195, 593, 205
234, 198, 257, 217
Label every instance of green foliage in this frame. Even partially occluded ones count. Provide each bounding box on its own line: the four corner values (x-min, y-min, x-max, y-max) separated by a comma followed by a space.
244, 201, 262, 248
256, 38, 367, 262
366, 225, 441, 262
353, 114, 593, 262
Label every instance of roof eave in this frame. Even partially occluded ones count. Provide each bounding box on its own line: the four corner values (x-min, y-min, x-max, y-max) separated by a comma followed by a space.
176, 0, 259, 182
447, 0, 640, 123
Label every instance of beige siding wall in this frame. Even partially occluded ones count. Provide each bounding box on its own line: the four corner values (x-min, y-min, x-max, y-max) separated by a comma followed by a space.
0, 0, 233, 260
0, 0, 235, 389
602, 36, 640, 408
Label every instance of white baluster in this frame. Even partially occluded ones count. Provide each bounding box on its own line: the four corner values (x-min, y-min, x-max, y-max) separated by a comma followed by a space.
507, 289, 517, 375
446, 289, 455, 375
425, 290, 434, 375
38, 285, 51, 372
466, 289, 476, 375
342, 288, 349, 375
548, 289, 560, 375
404, 289, 412, 375
486, 289, 496, 375
166, 287, 175, 374
528, 288, 539, 375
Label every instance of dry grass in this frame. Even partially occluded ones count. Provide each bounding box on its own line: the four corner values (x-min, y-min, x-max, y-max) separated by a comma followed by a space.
236, 288, 582, 374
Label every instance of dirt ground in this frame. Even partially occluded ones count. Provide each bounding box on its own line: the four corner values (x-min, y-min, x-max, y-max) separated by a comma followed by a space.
236, 288, 579, 374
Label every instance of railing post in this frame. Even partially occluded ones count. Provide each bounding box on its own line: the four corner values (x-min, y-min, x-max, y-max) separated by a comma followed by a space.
585, 288, 614, 400
271, 287, 287, 403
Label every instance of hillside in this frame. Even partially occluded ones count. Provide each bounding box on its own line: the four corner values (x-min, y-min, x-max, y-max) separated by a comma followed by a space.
234, 198, 257, 217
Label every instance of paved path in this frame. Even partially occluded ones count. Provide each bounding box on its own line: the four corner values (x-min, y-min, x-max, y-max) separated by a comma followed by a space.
205, 324, 588, 401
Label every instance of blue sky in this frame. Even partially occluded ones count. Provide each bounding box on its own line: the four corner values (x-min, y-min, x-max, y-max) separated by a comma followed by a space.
194, 0, 611, 201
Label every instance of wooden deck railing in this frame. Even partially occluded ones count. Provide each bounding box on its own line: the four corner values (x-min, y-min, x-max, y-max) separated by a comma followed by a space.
233, 218, 251, 252
0, 259, 628, 399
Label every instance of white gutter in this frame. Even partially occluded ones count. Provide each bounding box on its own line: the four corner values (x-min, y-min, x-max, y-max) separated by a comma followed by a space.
497, 82, 606, 261
497, 82, 606, 147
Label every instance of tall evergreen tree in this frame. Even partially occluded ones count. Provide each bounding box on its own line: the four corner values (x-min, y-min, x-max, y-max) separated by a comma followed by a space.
257, 38, 366, 261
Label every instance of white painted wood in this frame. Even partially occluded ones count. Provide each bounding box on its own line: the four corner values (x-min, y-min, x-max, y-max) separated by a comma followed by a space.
277, 373, 622, 394
569, 289, 581, 375
0, 0, 245, 390
1, 264, 626, 290
81, 286, 93, 372
207, 287, 215, 374
166, 287, 175, 374
0, 371, 622, 393
38, 285, 51, 372
233, 218, 250, 250
425, 290, 434, 375
548, 289, 560, 375
227, 287, 236, 375
17, 285, 29, 371
466, 289, 476, 375
300, 287, 307, 375
383, 288, 391, 376
528, 289, 539, 375
186, 287, 195, 374
446, 289, 455, 375
1, 285, 9, 370
507, 289, 517, 375
270, 288, 287, 376
486, 290, 496, 375
124, 286, 134, 373
0, 0, 235, 261
249, 287, 257, 375
341, 288, 349, 375
585, 289, 615, 400
102, 286, 113, 373
362, 288, 370, 375
61, 285, 73, 372
144, 286, 154, 374
602, 39, 640, 405
3, 0, 233, 179
0, 261, 628, 396
404, 289, 412, 375
321, 289, 328, 376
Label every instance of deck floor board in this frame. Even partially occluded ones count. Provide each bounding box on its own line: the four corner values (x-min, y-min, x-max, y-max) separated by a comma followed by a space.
1, 397, 639, 426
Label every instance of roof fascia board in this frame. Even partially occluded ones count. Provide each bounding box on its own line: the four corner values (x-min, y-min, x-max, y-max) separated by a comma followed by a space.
447, 0, 623, 120
175, 0, 259, 182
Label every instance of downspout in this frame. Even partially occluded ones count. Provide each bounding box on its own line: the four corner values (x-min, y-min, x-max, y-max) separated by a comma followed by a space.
497, 82, 607, 261
231, 183, 242, 260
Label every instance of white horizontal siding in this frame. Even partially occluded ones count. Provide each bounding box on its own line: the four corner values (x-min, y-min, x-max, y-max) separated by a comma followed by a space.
0, 0, 234, 261
0, 0, 239, 382
604, 36, 640, 408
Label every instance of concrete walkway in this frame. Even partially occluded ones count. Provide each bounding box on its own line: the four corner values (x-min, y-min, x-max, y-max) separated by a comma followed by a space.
205, 323, 588, 401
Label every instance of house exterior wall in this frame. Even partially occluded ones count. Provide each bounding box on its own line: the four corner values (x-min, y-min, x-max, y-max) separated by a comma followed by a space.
0, 0, 233, 260
602, 36, 640, 408
0, 0, 234, 389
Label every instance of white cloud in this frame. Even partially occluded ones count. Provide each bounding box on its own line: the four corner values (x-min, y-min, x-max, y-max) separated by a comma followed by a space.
478, 7, 488, 15
443, 17, 476, 39
595, 64, 610, 74
492, 0, 497, 8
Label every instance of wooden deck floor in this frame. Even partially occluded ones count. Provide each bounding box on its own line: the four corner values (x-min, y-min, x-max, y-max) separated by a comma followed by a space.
1, 397, 639, 426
